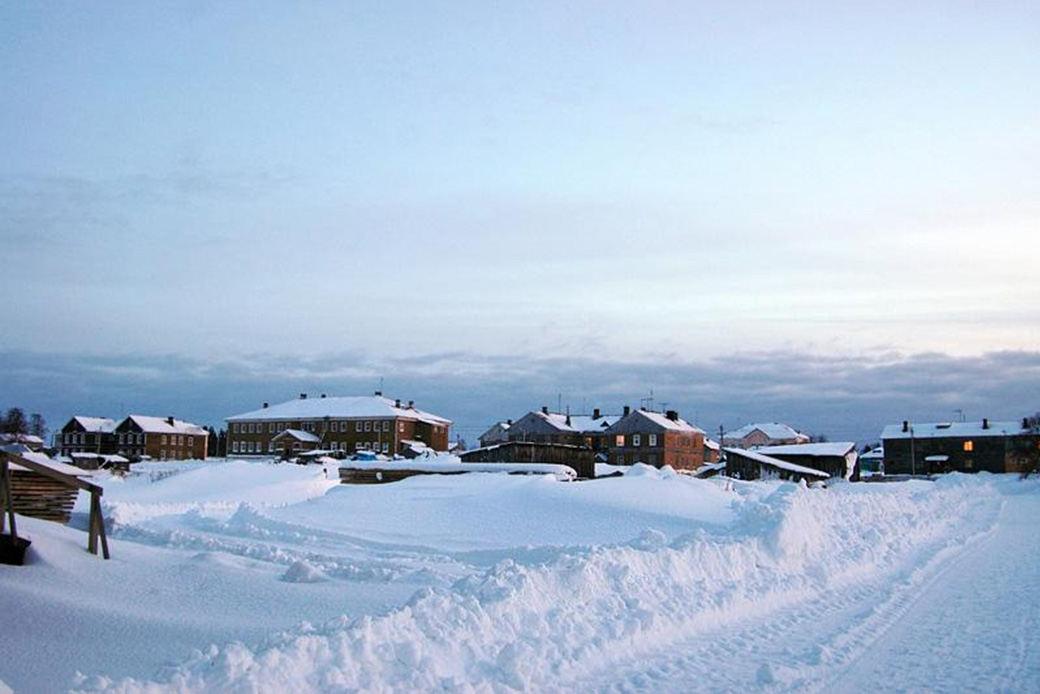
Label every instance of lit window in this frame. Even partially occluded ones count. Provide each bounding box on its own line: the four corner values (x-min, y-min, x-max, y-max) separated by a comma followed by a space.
616, 435, 625, 446
963, 440, 974, 452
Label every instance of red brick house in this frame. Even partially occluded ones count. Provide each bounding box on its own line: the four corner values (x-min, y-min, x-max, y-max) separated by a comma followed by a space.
226, 394, 452, 457
603, 409, 705, 470
113, 415, 209, 461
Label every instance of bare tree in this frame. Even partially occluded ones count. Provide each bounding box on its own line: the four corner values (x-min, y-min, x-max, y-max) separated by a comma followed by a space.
28, 413, 47, 440
2, 407, 27, 434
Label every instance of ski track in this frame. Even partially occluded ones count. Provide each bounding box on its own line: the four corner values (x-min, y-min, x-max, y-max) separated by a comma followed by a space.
572, 488, 1038, 694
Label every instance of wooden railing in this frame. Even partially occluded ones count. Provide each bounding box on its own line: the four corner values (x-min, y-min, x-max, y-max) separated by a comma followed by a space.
0, 451, 110, 559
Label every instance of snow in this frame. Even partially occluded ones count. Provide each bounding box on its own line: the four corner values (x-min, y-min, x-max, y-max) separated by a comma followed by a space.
881, 420, 1029, 440
626, 409, 704, 432
754, 441, 856, 457
7, 450, 94, 477
725, 447, 830, 477
726, 422, 806, 441
71, 417, 117, 433
274, 429, 320, 443
1, 459, 1038, 694
126, 415, 207, 436
227, 395, 451, 426
338, 457, 578, 481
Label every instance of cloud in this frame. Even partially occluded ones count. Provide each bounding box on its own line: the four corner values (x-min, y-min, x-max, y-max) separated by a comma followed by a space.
1, 349, 1037, 447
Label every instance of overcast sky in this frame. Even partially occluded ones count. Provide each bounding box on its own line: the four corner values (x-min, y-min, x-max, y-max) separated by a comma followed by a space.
2, 2, 1037, 442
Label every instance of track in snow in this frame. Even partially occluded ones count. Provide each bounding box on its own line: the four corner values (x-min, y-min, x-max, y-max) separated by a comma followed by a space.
571, 487, 1040, 694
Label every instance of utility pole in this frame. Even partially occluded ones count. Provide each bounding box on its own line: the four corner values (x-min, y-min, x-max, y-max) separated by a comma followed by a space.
910, 425, 916, 476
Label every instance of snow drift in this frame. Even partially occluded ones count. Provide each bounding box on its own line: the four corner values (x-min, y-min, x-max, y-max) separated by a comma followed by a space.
72, 476, 1001, 693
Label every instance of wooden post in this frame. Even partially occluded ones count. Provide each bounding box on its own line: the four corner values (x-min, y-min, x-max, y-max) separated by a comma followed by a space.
1, 457, 18, 539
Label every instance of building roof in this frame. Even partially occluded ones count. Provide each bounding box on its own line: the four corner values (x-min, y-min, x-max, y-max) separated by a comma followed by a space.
725, 422, 807, 441
754, 442, 857, 458
72, 416, 117, 433
126, 415, 208, 436
633, 410, 704, 433
273, 429, 320, 443
8, 450, 94, 477
227, 395, 452, 426
725, 447, 829, 478
881, 420, 1030, 441
533, 411, 620, 433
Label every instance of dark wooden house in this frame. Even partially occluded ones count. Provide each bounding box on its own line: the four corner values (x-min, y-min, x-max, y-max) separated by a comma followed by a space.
752, 442, 859, 481
881, 419, 1038, 475
724, 447, 829, 484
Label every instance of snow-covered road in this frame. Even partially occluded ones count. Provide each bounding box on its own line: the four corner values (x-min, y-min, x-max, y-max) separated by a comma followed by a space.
575, 483, 1040, 694
822, 486, 1040, 694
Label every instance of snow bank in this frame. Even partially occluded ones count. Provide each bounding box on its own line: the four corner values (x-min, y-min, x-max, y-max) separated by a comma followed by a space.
74, 479, 1001, 694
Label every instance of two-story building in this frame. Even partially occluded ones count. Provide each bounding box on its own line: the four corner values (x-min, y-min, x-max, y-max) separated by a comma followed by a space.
225, 394, 452, 457
113, 415, 209, 460
58, 417, 118, 457
603, 408, 705, 470
881, 418, 1038, 475
723, 422, 809, 449
505, 407, 619, 452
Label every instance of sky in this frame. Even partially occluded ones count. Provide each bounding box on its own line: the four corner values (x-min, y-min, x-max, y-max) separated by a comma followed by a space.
1, 2, 1038, 444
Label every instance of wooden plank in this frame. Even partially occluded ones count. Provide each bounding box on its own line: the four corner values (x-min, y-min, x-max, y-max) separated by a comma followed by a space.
1, 452, 103, 495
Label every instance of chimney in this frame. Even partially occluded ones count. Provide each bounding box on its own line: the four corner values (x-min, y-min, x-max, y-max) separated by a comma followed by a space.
593, 408, 601, 420
542, 406, 549, 415
166, 416, 175, 426
982, 418, 989, 430
321, 394, 326, 399
262, 402, 269, 409
507, 419, 513, 426
623, 405, 631, 417
902, 420, 909, 432
666, 410, 678, 422
565, 414, 571, 426
395, 398, 401, 408
1024, 417, 1030, 429
375, 390, 382, 396
407, 400, 414, 409
300, 393, 307, 400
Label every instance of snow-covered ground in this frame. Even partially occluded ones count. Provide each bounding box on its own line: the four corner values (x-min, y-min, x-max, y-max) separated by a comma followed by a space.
1, 458, 1037, 693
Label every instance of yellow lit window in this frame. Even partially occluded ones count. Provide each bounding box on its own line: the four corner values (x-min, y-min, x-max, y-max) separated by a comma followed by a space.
963, 440, 974, 452
615, 435, 625, 446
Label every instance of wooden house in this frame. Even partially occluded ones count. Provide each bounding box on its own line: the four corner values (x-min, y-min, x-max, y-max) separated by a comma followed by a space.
59, 417, 117, 458
752, 442, 859, 480
478, 421, 512, 448
724, 447, 829, 484
460, 441, 596, 479
881, 419, 1038, 475
506, 407, 618, 453
723, 422, 810, 449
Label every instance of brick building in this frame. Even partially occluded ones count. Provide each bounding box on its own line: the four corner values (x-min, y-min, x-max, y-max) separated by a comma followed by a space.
603, 408, 705, 470
723, 422, 809, 449
113, 415, 209, 461
226, 394, 452, 457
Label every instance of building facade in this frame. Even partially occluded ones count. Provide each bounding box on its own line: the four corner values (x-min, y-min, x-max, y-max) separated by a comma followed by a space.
113, 415, 209, 460
881, 419, 1038, 475
226, 394, 452, 457
58, 417, 117, 458
603, 409, 705, 470
723, 422, 810, 449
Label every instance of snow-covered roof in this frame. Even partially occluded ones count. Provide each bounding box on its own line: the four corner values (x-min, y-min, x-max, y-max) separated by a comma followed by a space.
881, 420, 1030, 441
754, 442, 856, 458
127, 415, 207, 436
533, 411, 620, 433
11, 450, 94, 477
725, 447, 829, 478
704, 438, 720, 451
70, 452, 129, 463
227, 395, 452, 427
0, 433, 44, 445
72, 416, 117, 433
273, 429, 320, 443
861, 448, 884, 460
624, 410, 704, 433
725, 422, 806, 441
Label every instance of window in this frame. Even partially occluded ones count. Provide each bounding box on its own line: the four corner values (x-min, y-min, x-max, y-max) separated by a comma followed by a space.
364, 421, 372, 432
268, 441, 274, 452
355, 442, 363, 450
356, 421, 363, 432
383, 421, 390, 432
633, 434, 641, 447
649, 434, 657, 447
615, 435, 625, 447
119, 434, 125, 444
161, 435, 167, 445
269, 423, 276, 433
963, 440, 974, 452
399, 422, 405, 432
331, 422, 338, 433
233, 423, 239, 434
187, 436, 193, 446
232, 441, 239, 453
382, 442, 389, 453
